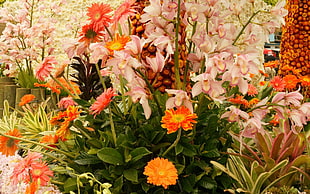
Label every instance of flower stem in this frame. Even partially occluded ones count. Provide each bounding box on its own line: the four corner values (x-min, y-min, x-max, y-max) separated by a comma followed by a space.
232, 11, 260, 46
162, 129, 182, 157
109, 106, 117, 146
50, 74, 77, 99
0, 132, 75, 158
173, 0, 182, 90
94, 62, 107, 90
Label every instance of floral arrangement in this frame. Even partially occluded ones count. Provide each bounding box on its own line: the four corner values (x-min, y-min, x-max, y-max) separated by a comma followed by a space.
0, 0, 309, 193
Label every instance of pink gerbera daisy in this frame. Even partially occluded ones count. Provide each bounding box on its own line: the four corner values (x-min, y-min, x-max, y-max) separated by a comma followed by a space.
113, 0, 136, 23
90, 88, 117, 117
35, 56, 57, 81
27, 161, 54, 186
247, 84, 258, 96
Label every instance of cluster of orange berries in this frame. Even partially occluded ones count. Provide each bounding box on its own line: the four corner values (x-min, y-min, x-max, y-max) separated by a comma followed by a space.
279, 0, 310, 77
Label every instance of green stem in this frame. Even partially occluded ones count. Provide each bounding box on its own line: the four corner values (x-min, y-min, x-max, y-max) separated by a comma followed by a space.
94, 62, 107, 90
232, 11, 260, 46
0, 132, 75, 158
173, 0, 182, 90
119, 75, 128, 115
162, 129, 182, 157
109, 106, 117, 146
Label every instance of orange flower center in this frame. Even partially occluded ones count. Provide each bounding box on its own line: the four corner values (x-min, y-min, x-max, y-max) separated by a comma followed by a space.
33, 169, 43, 177
108, 42, 123, 50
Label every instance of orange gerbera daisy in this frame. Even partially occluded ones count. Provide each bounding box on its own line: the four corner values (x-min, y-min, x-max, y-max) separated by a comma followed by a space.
79, 23, 105, 44
246, 98, 260, 108
105, 34, 130, 52
143, 157, 178, 189
161, 106, 197, 134
90, 88, 117, 117
19, 94, 36, 106
0, 128, 22, 156
87, 3, 112, 26
55, 120, 70, 140
283, 74, 299, 90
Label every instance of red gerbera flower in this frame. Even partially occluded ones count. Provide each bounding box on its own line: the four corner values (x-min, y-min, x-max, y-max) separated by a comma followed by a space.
27, 161, 54, 186
270, 76, 286, 92
79, 23, 105, 44
87, 3, 112, 27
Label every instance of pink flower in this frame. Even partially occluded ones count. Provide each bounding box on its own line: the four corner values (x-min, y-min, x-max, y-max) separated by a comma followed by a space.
89, 42, 109, 63
242, 118, 266, 138
272, 90, 303, 107
11, 152, 43, 185
125, 35, 146, 55
90, 88, 117, 117
146, 51, 165, 73
221, 106, 249, 122
113, 0, 136, 23
35, 56, 57, 81
27, 161, 54, 186
58, 96, 77, 110
165, 89, 193, 113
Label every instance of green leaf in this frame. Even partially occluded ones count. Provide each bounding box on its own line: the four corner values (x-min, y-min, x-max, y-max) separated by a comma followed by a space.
180, 174, 196, 192
198, 176, 217, 190
64, 177, 77, 193
201, 149, 220, 158
113, 175, 123, 193
130, 147, 152, 162
123, 168, 138, 182
74, 98, 91, 107
175, 143, 183, 155
97, 147, 124, 165
74, 153, 102, 165
181, 142, 197, 157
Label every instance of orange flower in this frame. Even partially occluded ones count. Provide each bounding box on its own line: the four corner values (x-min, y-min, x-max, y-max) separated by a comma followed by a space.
259, 81, 266, 86
40, 134, 59, 148
269, 114, 279, 126
0, 128, 22, 156
27, 161, 54, 186
19, 94, 36, 106
247, 98, 260, 108
25, 181, 39, 194
55, 120, 71, 140
143, 157, 178, 189
105, 34, 130, 52
263, 60, 279, 68
283, 74, 299, 90
161, 106, 197, 134
90, 88, 117, 117
228, 95, 249, 107
87, 3, 112, 26
300, 76, 310, 87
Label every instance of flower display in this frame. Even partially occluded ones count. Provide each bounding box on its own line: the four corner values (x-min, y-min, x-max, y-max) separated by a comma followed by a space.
0, 0, 309, 193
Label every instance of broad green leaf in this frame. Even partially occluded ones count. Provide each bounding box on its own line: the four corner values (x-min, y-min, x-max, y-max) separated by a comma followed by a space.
97, 147, 124, 165
130, 147, 152, 162
252, 160, 288, 194
270, 133, 284, 159
180, 174, 195, 192
175, 143, 183, 155
123, 168, 138, 182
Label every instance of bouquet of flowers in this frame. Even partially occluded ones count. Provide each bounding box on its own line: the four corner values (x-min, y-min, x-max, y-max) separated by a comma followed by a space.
0, 0, 309, 193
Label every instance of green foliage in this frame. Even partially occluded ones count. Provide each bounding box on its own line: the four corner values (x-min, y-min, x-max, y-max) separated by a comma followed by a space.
263, 0, 279, 6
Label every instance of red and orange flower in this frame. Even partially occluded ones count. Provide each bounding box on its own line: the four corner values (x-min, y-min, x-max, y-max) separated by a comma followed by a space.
0, 128, 22, 156
283, 74, 299, 90
87, 3, 112, 26
19, 94, 36, 106
105, 34, 130, 52
143, 157, 178, 189
161, 106, 197, 134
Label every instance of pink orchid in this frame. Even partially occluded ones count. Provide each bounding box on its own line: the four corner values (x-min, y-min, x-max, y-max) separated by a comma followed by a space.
146, 51, 165, 73
272, 90, 303, 107
89, 42, 109, 64
221, 106, 249, 122
125, 35, 146, 55
184, 2, 208, 22
165, 89, 193, 113
270, 0, 288, 25
126, 85, 151, 119
242, 118, 266, 138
